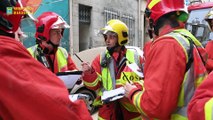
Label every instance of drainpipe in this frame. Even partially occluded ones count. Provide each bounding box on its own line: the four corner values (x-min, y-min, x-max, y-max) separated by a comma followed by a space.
141, 0, 147, 48
69, 0, 74, 55
139, 0, 145, 48
138, 0, 141, 48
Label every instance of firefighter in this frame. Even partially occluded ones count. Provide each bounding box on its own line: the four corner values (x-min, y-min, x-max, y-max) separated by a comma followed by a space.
28, 12, 78, 73
81, 19, 144, 120
188, 8, 213, 120
188, 72, 213, 120
124, 0, 208, 119
204, 8, 213, 73
0, 0, 92, 119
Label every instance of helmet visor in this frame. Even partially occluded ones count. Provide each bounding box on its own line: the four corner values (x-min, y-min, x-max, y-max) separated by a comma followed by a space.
51, 16, 70, 29
100, 24, 114, 35
103, 31, 117, 41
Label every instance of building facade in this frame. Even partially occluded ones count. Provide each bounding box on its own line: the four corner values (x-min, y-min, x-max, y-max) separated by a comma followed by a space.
22, 0, 213, 54
70, 0, 145, 54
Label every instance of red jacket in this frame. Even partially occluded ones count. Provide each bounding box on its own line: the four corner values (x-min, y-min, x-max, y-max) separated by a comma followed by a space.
0, 36, 92, 120
83, 47, 143, 120
188, 71, 213, 120
83, 48, 143, 90
129, 25, 188, 119
205, 40, 213, 73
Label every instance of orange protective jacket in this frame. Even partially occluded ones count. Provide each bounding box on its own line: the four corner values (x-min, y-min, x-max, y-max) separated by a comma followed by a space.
128, 24, 207, 119
205, 40, 213, 73
0, 36, 92, 120
188, 71, 213, 120
83, 47, 143, 120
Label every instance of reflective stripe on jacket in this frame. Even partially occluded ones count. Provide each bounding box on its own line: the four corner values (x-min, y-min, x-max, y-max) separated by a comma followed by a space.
205, 98, 213, 120
28, 45, 68, 72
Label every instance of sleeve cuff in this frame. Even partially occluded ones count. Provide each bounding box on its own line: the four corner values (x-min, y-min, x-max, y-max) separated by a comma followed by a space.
83, 67, 95, 75
128, 87, 141, 101
82, 68, 97, 82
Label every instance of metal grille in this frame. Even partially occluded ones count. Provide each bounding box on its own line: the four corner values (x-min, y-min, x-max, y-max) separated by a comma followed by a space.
103, 8, 120, 23
121, 14, 135, 45
103, 8, 135, 45
79, 4, 91, 24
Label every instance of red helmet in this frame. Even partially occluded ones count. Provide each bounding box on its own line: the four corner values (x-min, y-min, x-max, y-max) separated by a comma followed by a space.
0, 0, 25, 33
145, 0, 188, 25
35, 12, 69, 42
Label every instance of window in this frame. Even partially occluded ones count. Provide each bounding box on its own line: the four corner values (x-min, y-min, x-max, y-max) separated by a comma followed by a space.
121, 14, 135, 45
79, 4, 92, 24
103, 8, 135, 45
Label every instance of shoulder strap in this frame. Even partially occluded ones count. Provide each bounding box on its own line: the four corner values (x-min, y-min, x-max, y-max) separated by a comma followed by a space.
185, 38, 194, 72
35, 45, 50, 68
159, 32, 194, 72
176, 33, 194, 72
172, 32, 194, 72
178, 33, 206, 66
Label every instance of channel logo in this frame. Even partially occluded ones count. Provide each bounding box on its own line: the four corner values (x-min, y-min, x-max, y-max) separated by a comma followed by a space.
6, 7, 13, 15
6, 7, 34, 15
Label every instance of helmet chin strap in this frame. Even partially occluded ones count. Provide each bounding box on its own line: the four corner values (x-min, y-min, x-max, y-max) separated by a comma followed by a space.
47, 40, 59, 48
107, 43, 120, 55
40, 40, 59, 54
43, 47, 50, 54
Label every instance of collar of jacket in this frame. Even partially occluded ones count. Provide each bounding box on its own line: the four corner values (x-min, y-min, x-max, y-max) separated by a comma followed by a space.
158, 22, 185, 37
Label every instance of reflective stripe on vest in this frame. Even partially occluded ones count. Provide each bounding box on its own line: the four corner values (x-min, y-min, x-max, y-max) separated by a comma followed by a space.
100, 49, 139, 90
174, 29, 203, 47
205, 98, 213, 120
27, 45, 68, 72
57, 47, 68, 72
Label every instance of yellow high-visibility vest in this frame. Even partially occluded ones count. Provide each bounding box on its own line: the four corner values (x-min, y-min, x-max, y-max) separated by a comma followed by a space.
91, 49, 143, 113
27, 45, 68, 72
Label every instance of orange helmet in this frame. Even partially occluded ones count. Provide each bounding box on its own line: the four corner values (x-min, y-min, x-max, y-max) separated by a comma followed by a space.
145, 0, 188, 25
35, 12, 69, 42
0, 0, 25, 33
